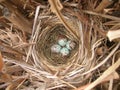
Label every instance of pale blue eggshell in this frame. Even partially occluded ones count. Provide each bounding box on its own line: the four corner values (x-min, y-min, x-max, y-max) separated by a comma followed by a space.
51, 44, 61, 53
60, 47, 69, 56
66, 41, 71, 50
66, 40, 75, 50
58, 38, 67, 46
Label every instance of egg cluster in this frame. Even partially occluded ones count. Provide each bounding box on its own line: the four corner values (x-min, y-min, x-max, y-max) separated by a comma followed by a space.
51, 38, 75, 56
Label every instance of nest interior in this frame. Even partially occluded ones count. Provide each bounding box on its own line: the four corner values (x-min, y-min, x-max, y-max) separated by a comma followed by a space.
36, 24, 78, 66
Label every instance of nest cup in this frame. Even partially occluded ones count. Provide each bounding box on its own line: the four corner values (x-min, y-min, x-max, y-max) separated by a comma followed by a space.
36, 24, 78, 66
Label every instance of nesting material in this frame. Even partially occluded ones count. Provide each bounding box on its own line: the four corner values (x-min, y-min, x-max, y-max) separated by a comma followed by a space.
36, 24, 78, 66
1, 0, 120, 90
33, 12, 100, 90
34, 13, 97, 89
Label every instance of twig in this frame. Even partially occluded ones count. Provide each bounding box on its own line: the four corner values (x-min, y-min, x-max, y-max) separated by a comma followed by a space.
26, 5, 41, 62
83, 10, 120, 21
95, 0, 113, 12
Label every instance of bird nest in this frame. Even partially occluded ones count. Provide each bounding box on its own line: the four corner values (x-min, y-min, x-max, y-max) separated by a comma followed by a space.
1, 0, 120, 90
32, 14, 96, 89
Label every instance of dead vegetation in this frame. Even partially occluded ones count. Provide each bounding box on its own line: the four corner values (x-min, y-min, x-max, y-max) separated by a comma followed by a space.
0, 0, 120, 90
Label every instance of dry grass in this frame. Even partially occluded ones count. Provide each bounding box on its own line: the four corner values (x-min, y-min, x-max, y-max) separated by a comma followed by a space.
0, 0, 120, 90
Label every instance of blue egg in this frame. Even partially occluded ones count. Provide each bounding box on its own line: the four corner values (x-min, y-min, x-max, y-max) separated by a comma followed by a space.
51, 44, 61, 53
60, 47, 69, 56
66, 40, 75, 50
66, 41, 71, 50
58, 38, 67, 46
